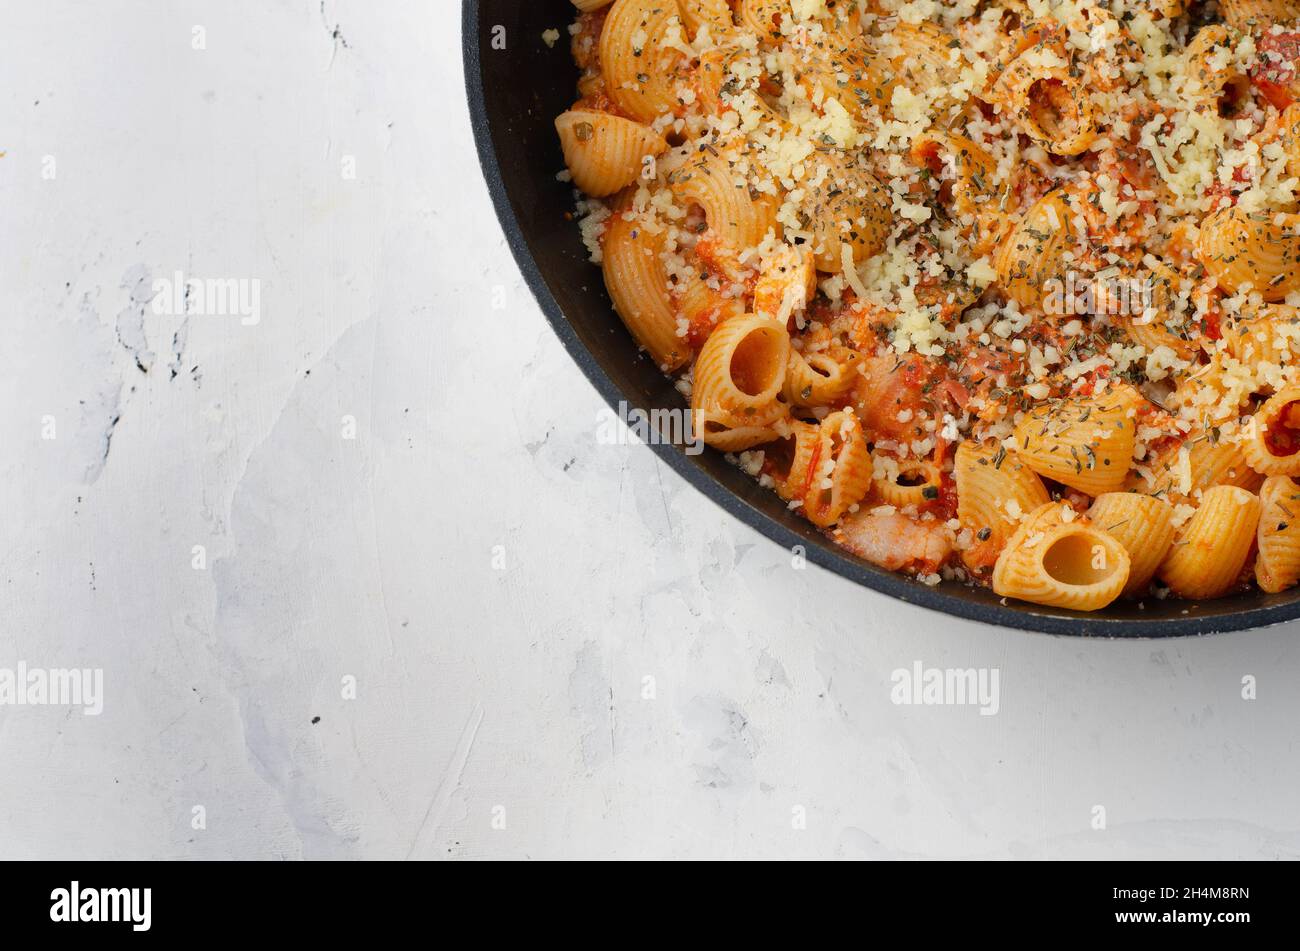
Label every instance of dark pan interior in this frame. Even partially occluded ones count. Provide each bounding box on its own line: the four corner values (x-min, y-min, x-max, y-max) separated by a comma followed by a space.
462, 0, 1300, 637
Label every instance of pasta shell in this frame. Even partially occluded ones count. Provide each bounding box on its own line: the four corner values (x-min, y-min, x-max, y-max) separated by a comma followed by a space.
765, 420, 821, 502
798, 150, 892, 272
1243, 383, 1300, 476
799, 44, 896, 124
1087, 493, 1177, 597
995, 190, 1075, 310
1219, 0, 1300, 31
693, 410, 781, 452
954, 440, 1051, 571
556, 111, 668, 198
1280, 103, 1300, 182
736, 0, 785, 47
678, 0, 734, 40
1256, 476, 1300, 593
991, 38, 1097, 156
783, 347, 857, 408
910, 133, 1000, 223
671, 267, 745, 341
1159, 485, 1261, 599
1165, 358, 1242, 425
691, 314, 791, 428
1012, 385, 1140, 495
993, 508, 1131, 611
1111, 261, 1198, 363
1129, 431, 1263, 504
1219, 304, 1300, 383
668, 147, 781, 257
873, 457, 943, 510
1184, 25, 1252, 114
804, 410, 873, 528
1197, 207, 1300, 302
884, 22, 965, 113
600, 0, 691, 124
602, 195, 691, 371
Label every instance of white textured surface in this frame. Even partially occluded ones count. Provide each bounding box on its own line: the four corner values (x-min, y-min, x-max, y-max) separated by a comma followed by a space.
1, 1, 1298, 860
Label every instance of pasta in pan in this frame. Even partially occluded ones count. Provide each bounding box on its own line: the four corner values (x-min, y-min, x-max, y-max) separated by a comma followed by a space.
1159, 485, 1262, 598
556, 110, 669, 197
1256, 474, 1300, 590
552, 0, 1300, 609
1087, 492, 1177, 596
992, 503, 1131, 610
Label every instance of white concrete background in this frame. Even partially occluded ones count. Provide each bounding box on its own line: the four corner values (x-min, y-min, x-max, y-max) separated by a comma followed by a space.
0, 0, 1297, 860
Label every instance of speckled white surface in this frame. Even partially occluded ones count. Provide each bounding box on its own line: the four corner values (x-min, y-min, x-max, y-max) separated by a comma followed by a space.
1, 1, 1298, 860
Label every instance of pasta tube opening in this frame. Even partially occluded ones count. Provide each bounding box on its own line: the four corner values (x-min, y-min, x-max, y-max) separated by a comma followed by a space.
993, 520, 1131, 611
1263, 400, 1300, 459
1027, 79, 1088, 151
1246, 385, 1300, 475
1041, 531, 1123, 589
730, 325, 788, 400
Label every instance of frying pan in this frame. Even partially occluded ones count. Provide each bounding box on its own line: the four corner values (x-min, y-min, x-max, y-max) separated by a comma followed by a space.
462, 0, 1300, 636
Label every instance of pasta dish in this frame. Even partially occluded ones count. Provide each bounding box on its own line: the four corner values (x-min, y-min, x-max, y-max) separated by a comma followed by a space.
551, 0, 1300, 611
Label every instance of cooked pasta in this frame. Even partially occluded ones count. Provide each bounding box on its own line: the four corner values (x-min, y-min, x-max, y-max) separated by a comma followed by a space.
874, 457, 943, 510
736, 0, 786, 47
692, 411, 782, 451
886, 21, 966, 110
804, 409, 874, 527
1086, 492, 1177, 597
668, 146, 781, 260
1184, 25, 1252, 114
679, 0, 733, 39
765, 419, 821, 503
1198, 207, 1300, 301
991, 35, 1098, 155
672, 265, 746, 337
1128, 428, 1264, 503
992, 503, 1131, 611
910, 132, 1002, 250
798, 150, 892, 273
1221, 0, 1300, 31
783, 346, 857, 407
1256, 475, 1300, 592
954, 440, 1050, 573
1219, 303, 1300, 372
1110, 261, 1198, 363
761, 405, 874, 524
691, 313, 790, 427
1012, 385, 1140, 496
1243, 382, 1300, 475
1281, 103, 1300, 179
994, 189, 1077, 310
602, 195, 690, 371
598, 0, 691, 124
555, 111, 669, 198
1159, 485, 1262, 599
554, 0, 1300, 610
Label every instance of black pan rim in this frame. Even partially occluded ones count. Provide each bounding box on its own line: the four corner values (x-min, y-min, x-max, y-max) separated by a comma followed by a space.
460, 0, 1300, 638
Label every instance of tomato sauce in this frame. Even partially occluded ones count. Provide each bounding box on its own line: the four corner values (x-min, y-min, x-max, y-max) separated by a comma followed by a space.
1265, 401, 1300, 457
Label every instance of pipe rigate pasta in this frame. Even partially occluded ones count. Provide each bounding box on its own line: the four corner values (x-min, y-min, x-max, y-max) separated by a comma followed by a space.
552, 0, 1300, 609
